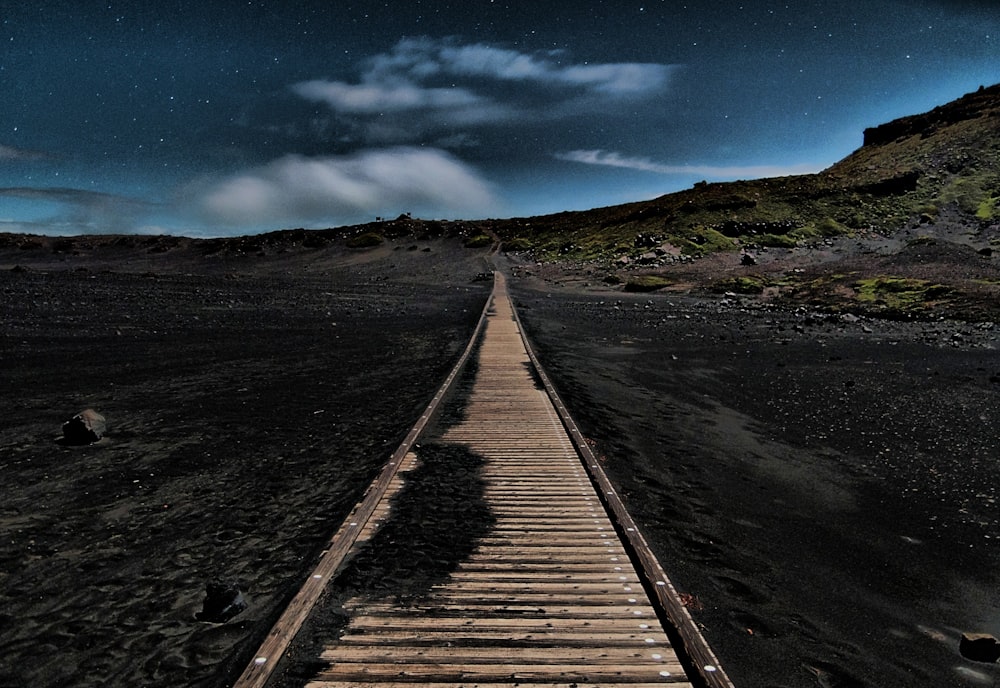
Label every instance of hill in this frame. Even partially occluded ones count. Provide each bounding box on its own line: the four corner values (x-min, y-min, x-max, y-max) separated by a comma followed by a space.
2, 84, 999, 319
494, 83, 1000, 256
489, 83, 1000, 320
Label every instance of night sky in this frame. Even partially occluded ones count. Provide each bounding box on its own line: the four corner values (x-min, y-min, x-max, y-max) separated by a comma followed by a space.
2, 1, 999, 237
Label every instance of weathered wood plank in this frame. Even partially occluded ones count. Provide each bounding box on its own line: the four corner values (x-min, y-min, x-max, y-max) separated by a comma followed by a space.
335, 633, 673, 648
346, 615, 659, 631
306, 681, 692, 688
306, 682, 693, 688
310, 662, 687, 682
320, 645, 678, 662
352, 603, 663, 618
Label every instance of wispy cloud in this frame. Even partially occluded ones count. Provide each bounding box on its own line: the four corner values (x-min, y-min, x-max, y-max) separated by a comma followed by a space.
292, 37, 676, 142
197, 147, 500, 226
431, 41, 673, 94
557, 149, 824, 179
0, 143, 49, 161
292, 80, 484, 115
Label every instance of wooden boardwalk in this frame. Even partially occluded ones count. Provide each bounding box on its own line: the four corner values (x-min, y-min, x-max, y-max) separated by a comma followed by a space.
236, 274, 732, 688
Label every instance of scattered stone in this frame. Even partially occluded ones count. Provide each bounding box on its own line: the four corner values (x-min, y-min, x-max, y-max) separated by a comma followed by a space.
61, 409, 106, 445
741, 253, 757, 266
960, 633, 1000, 663
195, 580, 247, 623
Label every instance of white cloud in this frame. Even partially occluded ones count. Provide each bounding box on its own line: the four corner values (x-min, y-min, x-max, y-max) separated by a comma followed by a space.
439, 44, 553, 81
438, 44, 672, 94
561, 63, 670, 94
0, 143, 48, 161
292, 79, 483, 114
291, 37, 676, 133
198, 147, 499, 226
557, 149, 824, 179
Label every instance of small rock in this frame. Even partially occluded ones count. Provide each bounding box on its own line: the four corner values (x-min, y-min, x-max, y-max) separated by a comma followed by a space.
195, 580, 247, 623
960, 633, 1000, 663
741, 253, 757, 266
61, 409, 106, 445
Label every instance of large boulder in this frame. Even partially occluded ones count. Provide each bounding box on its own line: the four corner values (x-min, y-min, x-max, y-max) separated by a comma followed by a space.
195, 580, 247, 623
61, 409, 106, 445
960, 633, 1000, 663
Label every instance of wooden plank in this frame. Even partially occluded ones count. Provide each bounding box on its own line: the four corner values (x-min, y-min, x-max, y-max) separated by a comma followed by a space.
310, 662, 687, 681
320, 645, 680, 664
446, 572, 639, 582
350, 604, 666, 619
335, 633, 672, 648
454, 561, 629, 571
306, 682, 692, 688
469, 545, 628, 555
422, 594, 656, 608
346, 616, 658, 631
427, 582, 641, 593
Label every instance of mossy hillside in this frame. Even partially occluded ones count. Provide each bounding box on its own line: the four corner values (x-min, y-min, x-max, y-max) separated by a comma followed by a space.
492, 84, 1000, 262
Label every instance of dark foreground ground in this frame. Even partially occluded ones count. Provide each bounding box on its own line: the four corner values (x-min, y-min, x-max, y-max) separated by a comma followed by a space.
511, 278, 1000, 688
0, 240, 492, 687
1, 236, 999, 687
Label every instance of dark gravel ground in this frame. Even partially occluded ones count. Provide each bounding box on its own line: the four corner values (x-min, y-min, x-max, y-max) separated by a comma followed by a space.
510, 281, 1000, 688
2, 231, 999, 688
0, 254, 490, 687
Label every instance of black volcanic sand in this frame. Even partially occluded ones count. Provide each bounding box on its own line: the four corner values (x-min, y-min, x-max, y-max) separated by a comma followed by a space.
3, 236, 1000, 688
0, 244, 491, 687
510, 282, 1000, 688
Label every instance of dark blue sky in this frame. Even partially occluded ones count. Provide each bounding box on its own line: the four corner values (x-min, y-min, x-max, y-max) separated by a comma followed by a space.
2, 1, 998, 236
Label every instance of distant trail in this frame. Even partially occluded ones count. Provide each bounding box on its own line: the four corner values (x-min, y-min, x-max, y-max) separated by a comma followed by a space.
233, 272, 733, 688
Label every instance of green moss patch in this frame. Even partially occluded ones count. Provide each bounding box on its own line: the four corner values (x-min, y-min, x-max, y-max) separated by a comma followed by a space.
464, 234, 494, 248
503, 237, 532, 252
676, 227, 738, 255
756, 233, 799, 248
854, 276, 952, 311
345, 232, 384, 248
623, 275, 672, 292
977, 196, 997, 221
712, 276, 769, 294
